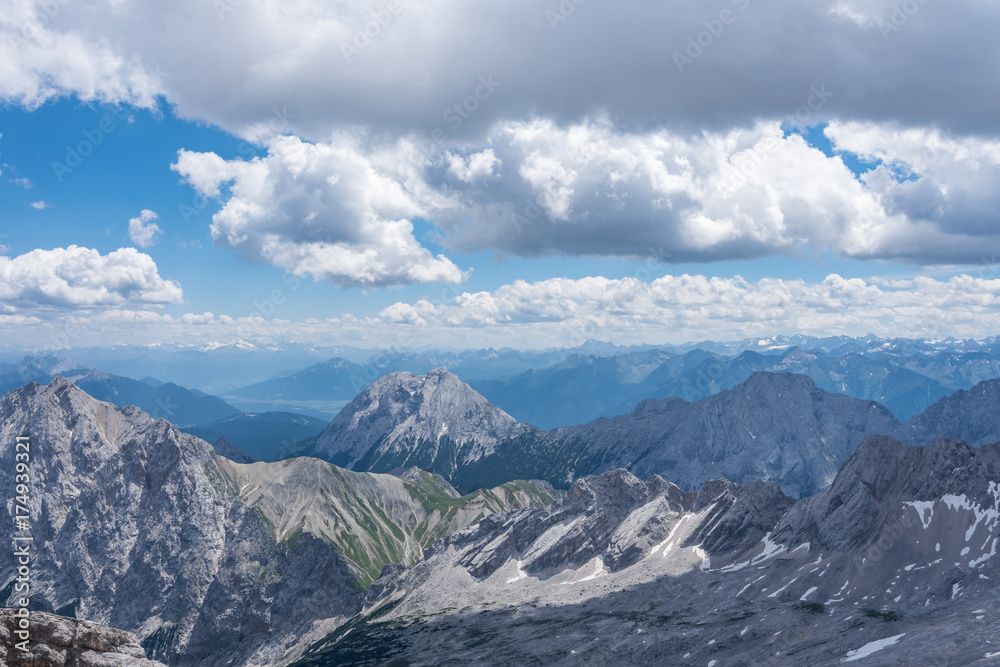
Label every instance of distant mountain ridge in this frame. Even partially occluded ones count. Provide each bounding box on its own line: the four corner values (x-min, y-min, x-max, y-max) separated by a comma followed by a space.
0, 355, 239, 426
302, 367, 1000, 499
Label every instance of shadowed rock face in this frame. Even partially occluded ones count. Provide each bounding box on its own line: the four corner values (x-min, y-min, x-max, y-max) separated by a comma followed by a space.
0, 609, 165, 666
904, 376, 1000, 447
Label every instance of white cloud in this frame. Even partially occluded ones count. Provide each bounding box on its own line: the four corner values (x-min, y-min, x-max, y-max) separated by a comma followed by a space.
128, 209, 162, 247
0, 0, 161, 109
372, 272, 1000, 346
445, 149, 500, 183
824, 121, 1000, 262
171, 134, 466, 287
0, 245, 183, 310
11, 177, 32, 189
169, 117, 1000, 267
29, 200, 48, 209
3, 271, 1000, 349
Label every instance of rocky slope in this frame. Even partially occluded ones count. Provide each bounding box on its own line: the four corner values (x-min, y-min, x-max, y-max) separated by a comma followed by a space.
292, 436, 1000, 666
215, 458, 556, 583
0, 609, 165, 666
542, 371, 903, 498
0, 378, 556, 666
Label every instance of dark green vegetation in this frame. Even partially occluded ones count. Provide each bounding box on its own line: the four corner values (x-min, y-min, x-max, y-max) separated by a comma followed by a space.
863, 608, 902, 622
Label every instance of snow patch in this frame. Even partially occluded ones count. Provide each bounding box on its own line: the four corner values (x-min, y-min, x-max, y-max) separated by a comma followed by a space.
904, 500, 935, 529
842, 634, 905, 662
767, 577, 798, 599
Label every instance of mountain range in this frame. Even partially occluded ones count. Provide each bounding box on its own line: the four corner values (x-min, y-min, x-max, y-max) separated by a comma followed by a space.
5, 335, 1000, 665
296, 366, 1000, 499
183, 336, 1000, 428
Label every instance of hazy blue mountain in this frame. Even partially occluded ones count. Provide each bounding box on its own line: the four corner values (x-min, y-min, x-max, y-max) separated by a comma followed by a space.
0, 355, 239, 427
905, 376, 1000, 447
474, 344, 963, 427
468, 350, 677, 428
61, 341, 371, 395
181, 411, 329, 461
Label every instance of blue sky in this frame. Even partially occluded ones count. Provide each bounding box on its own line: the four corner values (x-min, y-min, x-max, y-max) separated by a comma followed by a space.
1, 1, 999, 349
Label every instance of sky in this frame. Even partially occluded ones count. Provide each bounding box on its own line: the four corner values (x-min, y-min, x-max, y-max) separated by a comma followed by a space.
1, 0, 1000, 350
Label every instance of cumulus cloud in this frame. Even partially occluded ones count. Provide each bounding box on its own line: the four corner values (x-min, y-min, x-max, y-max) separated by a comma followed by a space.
29, 200, 48, 209
824, 122, 1000, 262
171, 135, 466, 287
172, 118, 1000, 266
0, 245, 183, 310
128, 209, 162, 247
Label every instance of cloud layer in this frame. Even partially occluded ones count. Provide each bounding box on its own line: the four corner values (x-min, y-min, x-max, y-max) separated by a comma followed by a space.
6, 0, 998, 137
7, 272, 1000, 350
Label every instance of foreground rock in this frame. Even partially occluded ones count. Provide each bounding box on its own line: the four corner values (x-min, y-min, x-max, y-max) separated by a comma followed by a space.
0, 609, 165, 666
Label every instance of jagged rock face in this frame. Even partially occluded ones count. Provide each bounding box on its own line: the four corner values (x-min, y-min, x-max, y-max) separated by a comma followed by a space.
492, 371, 903, 498
905, 377, 1000, 447
771, 434, 1000, 554
445, 469, 791, 581
309, 367, 532, 475
0, 379, 361, 667
566, 371, 902, 497
296, 438, 1000, 667
0, 609, 165, 666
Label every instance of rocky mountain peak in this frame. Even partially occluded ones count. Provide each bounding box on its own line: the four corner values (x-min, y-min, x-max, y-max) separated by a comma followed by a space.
308, 367, 526, 476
